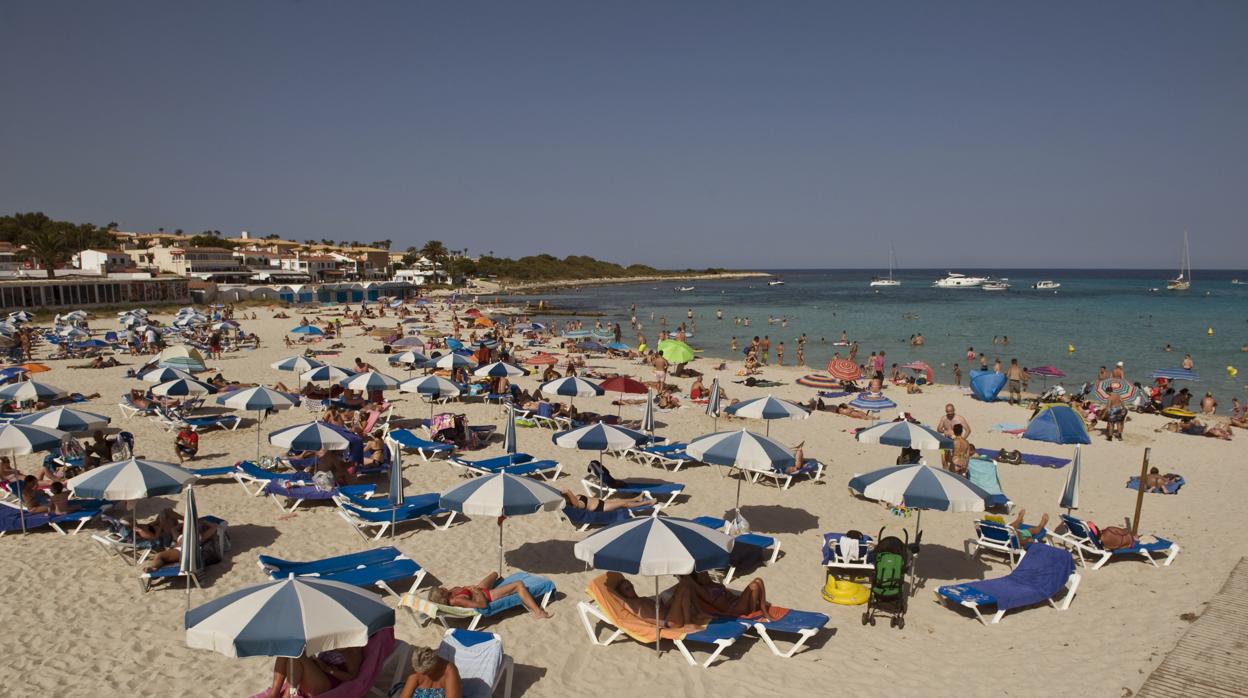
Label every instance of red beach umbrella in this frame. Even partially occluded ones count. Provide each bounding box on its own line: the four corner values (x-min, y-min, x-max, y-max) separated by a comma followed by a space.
599, 376, 649, 395
826, 358, 861, 381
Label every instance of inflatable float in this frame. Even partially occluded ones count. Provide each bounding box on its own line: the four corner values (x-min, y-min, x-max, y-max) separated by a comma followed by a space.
822, 577, 870, 606
1161, 407, 1197, 419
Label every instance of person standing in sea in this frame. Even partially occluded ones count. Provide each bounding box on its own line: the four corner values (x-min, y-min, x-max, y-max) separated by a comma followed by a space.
796, 343, 805, 366
776, 341, 785, 366
760, 336, 771, 364
953, 363, 962, 386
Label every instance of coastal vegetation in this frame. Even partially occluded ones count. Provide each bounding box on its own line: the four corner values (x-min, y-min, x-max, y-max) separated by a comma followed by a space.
0, 212, 116, 278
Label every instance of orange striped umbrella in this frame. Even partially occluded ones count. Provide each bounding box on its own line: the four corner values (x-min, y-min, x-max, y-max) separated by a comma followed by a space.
826, 358, 861, 381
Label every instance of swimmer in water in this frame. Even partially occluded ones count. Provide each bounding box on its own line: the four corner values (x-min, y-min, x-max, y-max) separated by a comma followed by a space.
1164, 344, 1173, 352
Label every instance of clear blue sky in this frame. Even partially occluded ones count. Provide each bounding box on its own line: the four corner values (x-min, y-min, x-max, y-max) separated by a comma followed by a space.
2, 2, 1245, 269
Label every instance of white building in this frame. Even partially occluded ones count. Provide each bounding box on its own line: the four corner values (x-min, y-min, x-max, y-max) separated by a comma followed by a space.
76, 248, 133, 274
393, 256, 447, 285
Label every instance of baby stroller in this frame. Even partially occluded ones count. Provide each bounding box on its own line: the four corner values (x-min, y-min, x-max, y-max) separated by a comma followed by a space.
862, 528, 911, 629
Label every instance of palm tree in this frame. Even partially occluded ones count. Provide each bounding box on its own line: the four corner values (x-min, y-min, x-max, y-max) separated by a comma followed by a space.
22, 225, 74, 278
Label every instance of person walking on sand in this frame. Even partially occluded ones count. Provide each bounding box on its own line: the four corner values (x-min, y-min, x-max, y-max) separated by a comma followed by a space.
776, 341, 785, 366
1005, 359, 1026, 405
760, 336, 771, 364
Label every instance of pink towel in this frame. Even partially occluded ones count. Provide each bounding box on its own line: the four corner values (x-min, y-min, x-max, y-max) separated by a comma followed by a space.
249, 628, 396, 698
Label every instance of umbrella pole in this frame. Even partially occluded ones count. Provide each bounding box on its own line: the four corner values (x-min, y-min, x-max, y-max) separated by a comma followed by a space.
655, 576, 661, 654
1131, 448, 1151, 536
255, 410, 262, 461
132, 505, 138, 566
498, 519, 505, 577
735, 474, 743, 515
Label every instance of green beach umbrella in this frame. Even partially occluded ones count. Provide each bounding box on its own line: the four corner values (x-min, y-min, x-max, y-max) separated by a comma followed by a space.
656, 339, 694, 364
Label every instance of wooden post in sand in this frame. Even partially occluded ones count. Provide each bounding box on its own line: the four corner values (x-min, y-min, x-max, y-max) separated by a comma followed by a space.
1131, 448, 1150, 536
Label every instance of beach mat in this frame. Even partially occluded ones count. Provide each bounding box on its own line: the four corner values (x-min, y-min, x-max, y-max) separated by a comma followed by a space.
1127, 475, 1185, 494
976, 448, 1070, 469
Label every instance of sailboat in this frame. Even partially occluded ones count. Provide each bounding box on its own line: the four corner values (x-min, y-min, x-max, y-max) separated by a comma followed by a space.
1166, 231, 1192, 291
870, 242, 901, 287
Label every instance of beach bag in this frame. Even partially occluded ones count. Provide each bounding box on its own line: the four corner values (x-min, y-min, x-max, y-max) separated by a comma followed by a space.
312, 471, 335, 492
728, 511, 750, 536
1098, 526, 1135, 550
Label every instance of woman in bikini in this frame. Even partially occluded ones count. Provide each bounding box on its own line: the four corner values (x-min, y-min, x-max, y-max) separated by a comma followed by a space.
559, 489, 653, 513
678, 571, 772, 617
427, 572, 553, 620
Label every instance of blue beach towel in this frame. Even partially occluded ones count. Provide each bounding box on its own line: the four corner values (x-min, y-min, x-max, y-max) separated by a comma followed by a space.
961, 543, 1074, 611
1126, 475, 1185, 495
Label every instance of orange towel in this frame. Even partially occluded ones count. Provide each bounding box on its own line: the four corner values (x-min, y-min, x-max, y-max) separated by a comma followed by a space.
587, 573, 694, 643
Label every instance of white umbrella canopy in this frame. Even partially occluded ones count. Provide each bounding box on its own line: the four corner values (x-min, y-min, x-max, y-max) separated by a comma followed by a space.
0, 380, 67, 404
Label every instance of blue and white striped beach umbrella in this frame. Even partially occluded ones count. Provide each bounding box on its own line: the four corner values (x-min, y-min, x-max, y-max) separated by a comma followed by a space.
151, 378, 215, 397
855, 420, 953, 450
218, 387, 300, 459
723, 395, 808, 435
572, 516, 734, 651
180, 484, 203, 605
848, 464, 990, 513
431, 353, 477, 371
0, 380, 67, 404
848, 392, 897, 412
185, 576, 395, 658
387, 351, 429, 368
289, 325, 323, 336
1060, 445, 1082, 511
641, 389, 656, 436
440, 473, 563, 575
301, 365, 356, 384
540, 376, 603, 399
141, 367, 197, 384
473, 361, 526, 378
392, 336, 425, 348
1149, 368, 1199, 382
399, 375, 461, 398
0, 422, 66, 455
271, 355, 326, 374
268, 421, 356, 452
67, 458, 194, 500
553, 422, 648, 453
339, 370, 400, 393
685, 429, 795, 510
15, 407, 110, 433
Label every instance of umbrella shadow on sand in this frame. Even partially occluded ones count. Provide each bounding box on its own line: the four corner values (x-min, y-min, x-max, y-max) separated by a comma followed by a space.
217, 523, 280, 559
726, 505, 820, 535
506, 540, 585, 575
909, 543, 993, 591
511, 664, 550, 696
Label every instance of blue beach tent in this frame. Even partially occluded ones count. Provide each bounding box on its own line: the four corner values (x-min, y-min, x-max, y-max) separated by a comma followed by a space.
1023, 405, 1091, 445
969, 371, 1006, 402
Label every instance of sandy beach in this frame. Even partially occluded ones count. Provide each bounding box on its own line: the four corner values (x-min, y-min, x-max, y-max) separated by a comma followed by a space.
3, 300, 1242, 698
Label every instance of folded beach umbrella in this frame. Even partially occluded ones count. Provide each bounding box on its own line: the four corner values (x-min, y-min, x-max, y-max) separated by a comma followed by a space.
503, 407, 518, 456
656, 339, 694, 365
685, 429, 795, 511
339, 370, 400, 393
1059, 446, 1082, 511
826, 358, 861, 381
268, 420, 357, 452
1149, 368, 1199, 382
430, 353, 477, 371
573, 516, 734, 652
289, 325, 323, 336
185, 576, 395, 659
301, 365, 356, 384
151, 378, 216, 397
705, 377, 722, 429
15, 406, 110, 433
1090, 378, 1138, 404
1023, 405, 1091, 445
141, 366, 197, 384
848, 392, 897, 412
0, 380, 66, 405
553, 422, 649, 455
641, 389, 656, 437
723, 395, 808, 436
855, 420, 952, 450
271, 355, 325, 374
218, 387, 299, 459
399, 375, 462, 418
179, 484, 203, 606
440, 473, 563, 575
473, 361, 526, 378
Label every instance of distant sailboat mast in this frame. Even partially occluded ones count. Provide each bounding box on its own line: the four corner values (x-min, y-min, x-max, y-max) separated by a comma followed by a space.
1167, 230, 1191, 291
870, 242, 902, 287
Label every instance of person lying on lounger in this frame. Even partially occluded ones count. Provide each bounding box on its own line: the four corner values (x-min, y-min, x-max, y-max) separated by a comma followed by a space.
395, 646, 463, 698
141, 515, 219, 572
559, 489, 652, 513
264, 646, 363, 698
427, 572, 553, 620
678, 571, 772, 617
1008, 509, 1049, 546
609, 576, 706, 631
780, 442, 809, 474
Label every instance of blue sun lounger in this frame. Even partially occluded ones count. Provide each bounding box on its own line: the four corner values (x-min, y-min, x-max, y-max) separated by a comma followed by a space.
736, 609, 830, 658
140, 515, 229, 592
334, 493, 458, 540
1126, 475, 1185, 494
188, 464, 239, 480
400, 572, 556, 630
0, 499, 107, 536
936, 543, 1080, 625
262, 482, 375, 513
1055, 514, 1180, 569
582, 461, 684, 509
692, 516, 781, 584
258, 547, 427, 597
560, 504, 653, 531
387, 428, 455, 461
965, 519, 1047, 567
449, 453, 563, 481
232, 460, 309, 495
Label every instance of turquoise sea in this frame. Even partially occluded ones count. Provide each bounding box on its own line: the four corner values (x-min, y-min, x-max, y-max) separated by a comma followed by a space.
522, 269, 1248, 409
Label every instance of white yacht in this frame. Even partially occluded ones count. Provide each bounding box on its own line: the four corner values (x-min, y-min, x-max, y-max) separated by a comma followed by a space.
674, 286, 695, 292
1032, 280, 1060, 290
768, 279, 785, 286
932, 272, 987, 288
1167, 230, 1192, 291
870, 242, 902, 287
981, 279, 1010, 291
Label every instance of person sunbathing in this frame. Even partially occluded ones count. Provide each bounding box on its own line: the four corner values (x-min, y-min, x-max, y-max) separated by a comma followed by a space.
656, 391, 681, 409
781, 442, 810, 474
46, 482, 80, 515
141, 515, 220, 571
76, 356, 120, 369
427, 572, 553, 620
1007, 509, 1049, 546
265, 645, 362, 698
1143, 467, 1182, 493
360, 430, 388, 467
834, 403, 871, 419
610, 577, 706, 631
395, 646, 462, 698
678, 571, 772, 617
560, 489, 652, 513
1165, 417, 1233, 440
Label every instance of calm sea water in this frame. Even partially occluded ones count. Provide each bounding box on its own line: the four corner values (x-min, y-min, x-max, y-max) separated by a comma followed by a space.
519, 269, 1248, 409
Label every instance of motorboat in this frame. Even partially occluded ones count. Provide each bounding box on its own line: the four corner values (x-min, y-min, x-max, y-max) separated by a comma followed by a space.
1167, 230, 1192, 291
675, 286, 695, 292
768, 279, 785, 286
932, 272, 987, 288
870, 242, 902, 287
981, 279, 1010, 291
1231, 278, 1243, 285
1032, 280, 1060, 290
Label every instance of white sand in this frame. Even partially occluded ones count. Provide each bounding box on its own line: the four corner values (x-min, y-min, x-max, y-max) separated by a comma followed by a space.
3, 302, 1242, 697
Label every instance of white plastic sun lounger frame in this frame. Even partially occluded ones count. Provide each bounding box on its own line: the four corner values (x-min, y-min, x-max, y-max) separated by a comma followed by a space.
576, 600, 737, 669
580, 478, 682, 511
938, 570, 1081, 625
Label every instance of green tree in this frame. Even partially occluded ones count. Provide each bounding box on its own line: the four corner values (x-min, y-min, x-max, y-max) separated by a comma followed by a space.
420, 240, 449, 277
0, 212, 114, 277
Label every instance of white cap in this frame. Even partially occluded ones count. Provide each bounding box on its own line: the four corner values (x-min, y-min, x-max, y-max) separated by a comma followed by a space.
1116, 361, 1124, 367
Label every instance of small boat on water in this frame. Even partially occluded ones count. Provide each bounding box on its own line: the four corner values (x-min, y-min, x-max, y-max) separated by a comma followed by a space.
675, 286, 695, 292
1167, 230, 1192, 291
981, 279, 1010, 292
768, 279, 785, 286
1232, 278, 1244, 285
933, 272, 987, 288
1032, 280, 1060, 290
870, 242, 902, 287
